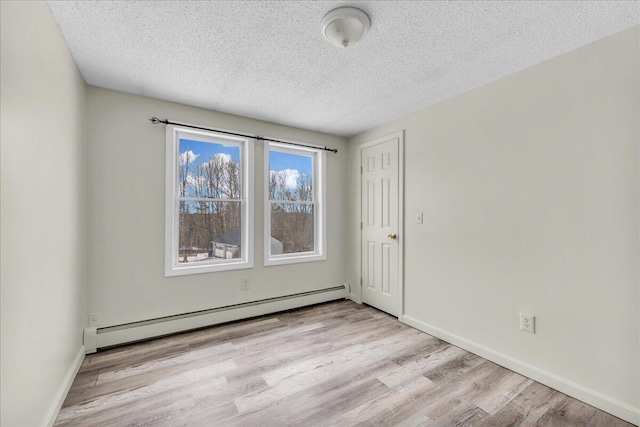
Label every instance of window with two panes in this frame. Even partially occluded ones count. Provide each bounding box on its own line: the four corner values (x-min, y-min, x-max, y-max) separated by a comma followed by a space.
265, 144, 325, 265
166, 127, 252, 276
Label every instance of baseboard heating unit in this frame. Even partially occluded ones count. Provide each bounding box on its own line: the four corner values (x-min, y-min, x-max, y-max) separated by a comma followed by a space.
84, 284, 348, 353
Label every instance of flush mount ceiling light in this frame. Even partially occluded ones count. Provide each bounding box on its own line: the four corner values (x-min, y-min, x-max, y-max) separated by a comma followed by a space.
321, 6, 370, 48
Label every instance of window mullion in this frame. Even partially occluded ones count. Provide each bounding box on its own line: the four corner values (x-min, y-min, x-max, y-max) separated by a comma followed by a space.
179, 197, 244, 202
269, 200, 315, 205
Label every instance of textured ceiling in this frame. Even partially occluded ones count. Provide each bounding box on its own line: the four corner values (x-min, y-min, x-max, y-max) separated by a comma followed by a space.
48, 1, 639, 137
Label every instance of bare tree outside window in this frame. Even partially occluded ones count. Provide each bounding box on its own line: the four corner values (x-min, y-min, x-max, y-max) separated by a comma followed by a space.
177, 139, 242, 263
268, 150, 315, 255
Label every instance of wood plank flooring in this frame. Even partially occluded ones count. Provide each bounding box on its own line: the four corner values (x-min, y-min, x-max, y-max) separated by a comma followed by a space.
55, 301, 632, 426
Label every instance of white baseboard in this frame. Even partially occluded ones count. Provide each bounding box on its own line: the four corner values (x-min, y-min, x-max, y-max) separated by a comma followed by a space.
43, 345, 85, 427
93, 286, 347, 349
402, 315, 639, 426
348, 293, 360, 304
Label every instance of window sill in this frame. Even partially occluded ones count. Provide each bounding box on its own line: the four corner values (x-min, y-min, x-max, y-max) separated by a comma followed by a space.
264, 253, 326, 267
165, 259, 253, 277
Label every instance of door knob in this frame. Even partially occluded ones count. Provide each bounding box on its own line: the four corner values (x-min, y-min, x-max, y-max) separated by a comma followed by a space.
388, 233, 397, 239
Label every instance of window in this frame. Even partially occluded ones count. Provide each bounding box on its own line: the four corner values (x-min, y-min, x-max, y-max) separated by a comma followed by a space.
165, 125, 253, 276
264, 143, 326, 266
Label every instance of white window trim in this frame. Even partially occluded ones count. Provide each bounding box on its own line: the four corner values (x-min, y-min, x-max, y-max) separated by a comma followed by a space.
264, 142, 327, 266
165, 124, 254, 276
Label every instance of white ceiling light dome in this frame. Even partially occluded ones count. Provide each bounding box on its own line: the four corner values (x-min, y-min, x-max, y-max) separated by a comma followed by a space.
321, 6, 370, 48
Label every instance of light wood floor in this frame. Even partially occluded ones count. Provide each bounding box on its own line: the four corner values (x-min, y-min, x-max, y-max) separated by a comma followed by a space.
56, 300, 631, 426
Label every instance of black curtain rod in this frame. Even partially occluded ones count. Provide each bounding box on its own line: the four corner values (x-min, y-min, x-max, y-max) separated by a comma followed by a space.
149, 117, 338, 153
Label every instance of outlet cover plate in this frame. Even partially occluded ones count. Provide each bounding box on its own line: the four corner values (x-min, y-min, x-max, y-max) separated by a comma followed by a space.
241, 278, 250, 291
520, 313, 535, 334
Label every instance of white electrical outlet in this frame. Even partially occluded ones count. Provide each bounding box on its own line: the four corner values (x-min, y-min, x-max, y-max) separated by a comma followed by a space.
417, 212, 423, 224
241, 278, 250, 291
519, 313, 535, 334
88, 312, 101, 327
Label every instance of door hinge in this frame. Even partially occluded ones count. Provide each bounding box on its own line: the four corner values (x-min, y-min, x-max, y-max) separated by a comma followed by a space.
361, 222, 363, 230
360, 277, 363, 286
360, 166, 363, 174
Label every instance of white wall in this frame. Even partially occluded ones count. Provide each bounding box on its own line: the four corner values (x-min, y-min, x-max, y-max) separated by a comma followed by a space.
85, 87, 347, 327
1, 2, 86, 426
348, 27, 639, 422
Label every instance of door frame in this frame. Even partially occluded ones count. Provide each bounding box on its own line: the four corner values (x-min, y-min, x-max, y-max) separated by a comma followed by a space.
357, 130, 405, 321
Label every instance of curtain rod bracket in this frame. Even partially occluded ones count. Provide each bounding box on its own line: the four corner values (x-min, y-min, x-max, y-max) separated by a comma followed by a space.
149, 117, 168, 125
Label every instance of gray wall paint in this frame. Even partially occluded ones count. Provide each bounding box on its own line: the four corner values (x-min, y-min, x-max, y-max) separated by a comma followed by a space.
1, 2, 87, 425
348, 27, 639, 412
85, 87, 347, 327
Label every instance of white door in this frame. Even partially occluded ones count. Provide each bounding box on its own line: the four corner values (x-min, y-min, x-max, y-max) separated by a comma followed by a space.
361, 136, 400, 316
